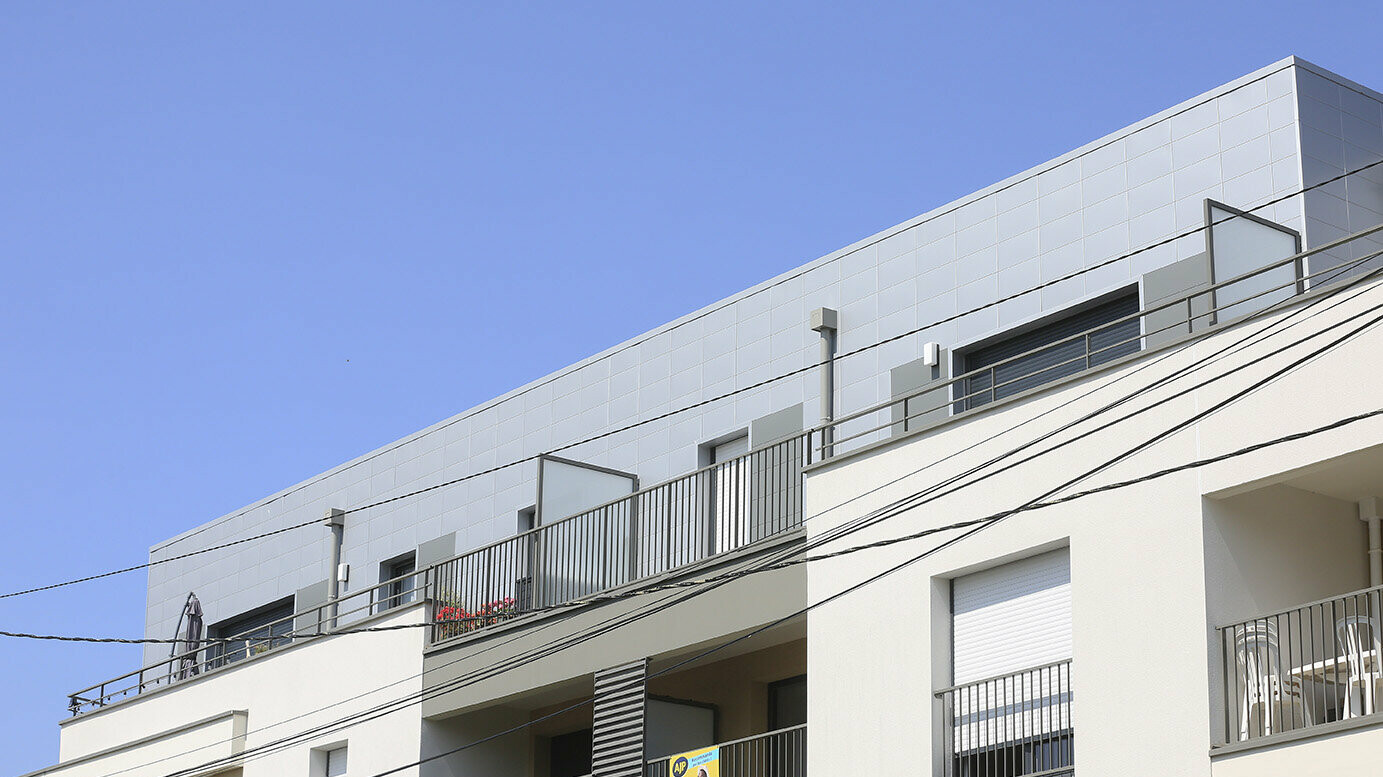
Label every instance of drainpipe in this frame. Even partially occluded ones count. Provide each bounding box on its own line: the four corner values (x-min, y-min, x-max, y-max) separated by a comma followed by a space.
810, 308, 839, 459
1360, 497, 1382, 587
324, 508, 346, 628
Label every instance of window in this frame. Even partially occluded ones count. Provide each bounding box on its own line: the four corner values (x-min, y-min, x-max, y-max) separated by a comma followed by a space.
958, 291, 1141, 411
206, 597, 295, 667
768, 674, 807, 729
325, 746, 347, 777
548, 727, 592, 777
946, 550, 1073, 777
516, 506, 537, 610
312, 744, 348, 777
379, 553, 417, 611
707, 434, 750, 553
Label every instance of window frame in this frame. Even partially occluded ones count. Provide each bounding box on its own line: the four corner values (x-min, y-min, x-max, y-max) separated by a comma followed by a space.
205, 596, 296, 667
379, 552, 418, 612
952, 287, 1142, 413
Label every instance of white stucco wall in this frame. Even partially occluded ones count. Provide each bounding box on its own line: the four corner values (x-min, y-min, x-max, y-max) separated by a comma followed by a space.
47, 606, 426, 777
804, 270, 1383, 776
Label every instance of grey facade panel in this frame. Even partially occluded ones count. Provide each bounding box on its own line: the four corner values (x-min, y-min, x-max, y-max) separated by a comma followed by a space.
139, 58, 1364, 665
417, 532, 458, 570
749, 403, 804, 448
1142, 252, 1214, 349
890, 352, 950, 436
293, 579, 330, 633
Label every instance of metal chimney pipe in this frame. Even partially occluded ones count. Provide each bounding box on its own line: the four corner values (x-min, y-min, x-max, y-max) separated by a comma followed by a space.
324, 508, 346, 627
810, 308, 839, 458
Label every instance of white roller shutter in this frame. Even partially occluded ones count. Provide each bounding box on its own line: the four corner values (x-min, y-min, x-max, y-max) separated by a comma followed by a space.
951, 548, 1071, 685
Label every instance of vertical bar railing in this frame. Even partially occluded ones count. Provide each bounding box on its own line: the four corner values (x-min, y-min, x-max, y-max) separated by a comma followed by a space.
428, 431, 810, 645
644, 724, 806, 777
68, 568, 429, 715
809, 230, 1383, 462
1218, 584, 1383, 744
936, 659, 1073, 777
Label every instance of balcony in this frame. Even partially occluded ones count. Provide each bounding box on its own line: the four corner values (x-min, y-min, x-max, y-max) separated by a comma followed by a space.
936, 660, 1074, 777
416, 635, 806, 777
1204, 435, 1383, 748
644, 724, 806, 777
810, 219, 1378, 463
66, 570, 426, 715
1217, 584, 1383, 744
66, 432, 809, 715
426, 431, 809, 645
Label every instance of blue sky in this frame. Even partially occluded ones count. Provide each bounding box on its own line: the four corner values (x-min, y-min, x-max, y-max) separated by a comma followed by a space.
1, 1, 1379, 772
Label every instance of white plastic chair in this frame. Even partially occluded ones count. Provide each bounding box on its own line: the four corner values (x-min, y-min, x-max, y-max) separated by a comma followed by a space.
1335, 613, 1383, 718
1234, 620, 1310, 740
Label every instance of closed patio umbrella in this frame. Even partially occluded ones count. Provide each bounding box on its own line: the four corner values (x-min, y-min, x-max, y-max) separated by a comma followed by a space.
171, 593, 204, 680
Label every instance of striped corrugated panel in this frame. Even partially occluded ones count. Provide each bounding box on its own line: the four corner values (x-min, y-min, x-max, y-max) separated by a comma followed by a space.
592, 659, 647, 777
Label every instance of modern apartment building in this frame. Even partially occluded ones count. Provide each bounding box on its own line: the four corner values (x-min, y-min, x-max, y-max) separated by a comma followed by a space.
27, 56, 1383, 777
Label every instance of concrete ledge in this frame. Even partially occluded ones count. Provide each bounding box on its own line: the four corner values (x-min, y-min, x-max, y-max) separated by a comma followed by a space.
1210, 712, 1383, 758
22, 710, 247, 777
425, 528, 807, 655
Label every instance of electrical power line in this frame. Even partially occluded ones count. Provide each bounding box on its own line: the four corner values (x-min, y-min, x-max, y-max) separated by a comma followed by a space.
6, 176, 1380, 604
11, 404, 1380, 648
359, 294, 1383, 777
150, 260, 1383, 777
27, 249, 1383, 650
102, 257, 1383, 774
342, 161, 1383, 519
143, 59, 1314, 561
91, 252, 1357, 777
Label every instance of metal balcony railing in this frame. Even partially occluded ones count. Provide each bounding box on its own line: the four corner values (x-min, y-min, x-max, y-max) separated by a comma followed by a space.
1217, 583, 1383, 744
806, 224, 1383, 462
65, 432, 810, 715
645, 724, 806, 777
936, 659, 1074, 777
66, 570, 426, 715
428, 431, 809, 643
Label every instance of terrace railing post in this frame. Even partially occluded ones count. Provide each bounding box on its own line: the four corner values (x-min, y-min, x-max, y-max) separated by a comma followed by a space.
600, 508, 609, 592
628, 494, 641, 583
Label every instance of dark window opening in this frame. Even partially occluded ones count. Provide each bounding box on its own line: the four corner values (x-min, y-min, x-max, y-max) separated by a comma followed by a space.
549, 727, 593, 777
380, 553, 417, 611
207, 596, 295, 667
768, 674, 807, 730
959, 292, 1140, 411
516, 505, 538, 611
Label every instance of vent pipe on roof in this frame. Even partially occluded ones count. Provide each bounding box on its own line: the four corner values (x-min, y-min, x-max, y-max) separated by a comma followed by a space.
324, 508, 346, 628
810, 307, 839, 459
1360, 498, 1382, 588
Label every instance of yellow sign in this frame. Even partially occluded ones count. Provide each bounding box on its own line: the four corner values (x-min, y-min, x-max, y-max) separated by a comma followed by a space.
668, 745, 719, 777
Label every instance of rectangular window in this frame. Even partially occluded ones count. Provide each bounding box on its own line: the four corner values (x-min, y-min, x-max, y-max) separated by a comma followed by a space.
207, 597, 295, 667
959, 291, 1140, 411
946, 550, 1073, 777
709, 434, 750, 554
768, 674, 807, 729
379, 553, 417, 611
325, 746, 347, 777
311, 744, 348, 777
548, 728, 592, 777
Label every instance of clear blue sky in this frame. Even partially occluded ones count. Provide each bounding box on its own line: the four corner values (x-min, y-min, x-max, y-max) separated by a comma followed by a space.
1, 2, 1378, 772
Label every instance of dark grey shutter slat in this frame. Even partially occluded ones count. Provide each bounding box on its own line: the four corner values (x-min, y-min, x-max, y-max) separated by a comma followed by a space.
592, 659, 647, 777
223, 602, 294, 636
963, 293, 1141, 409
